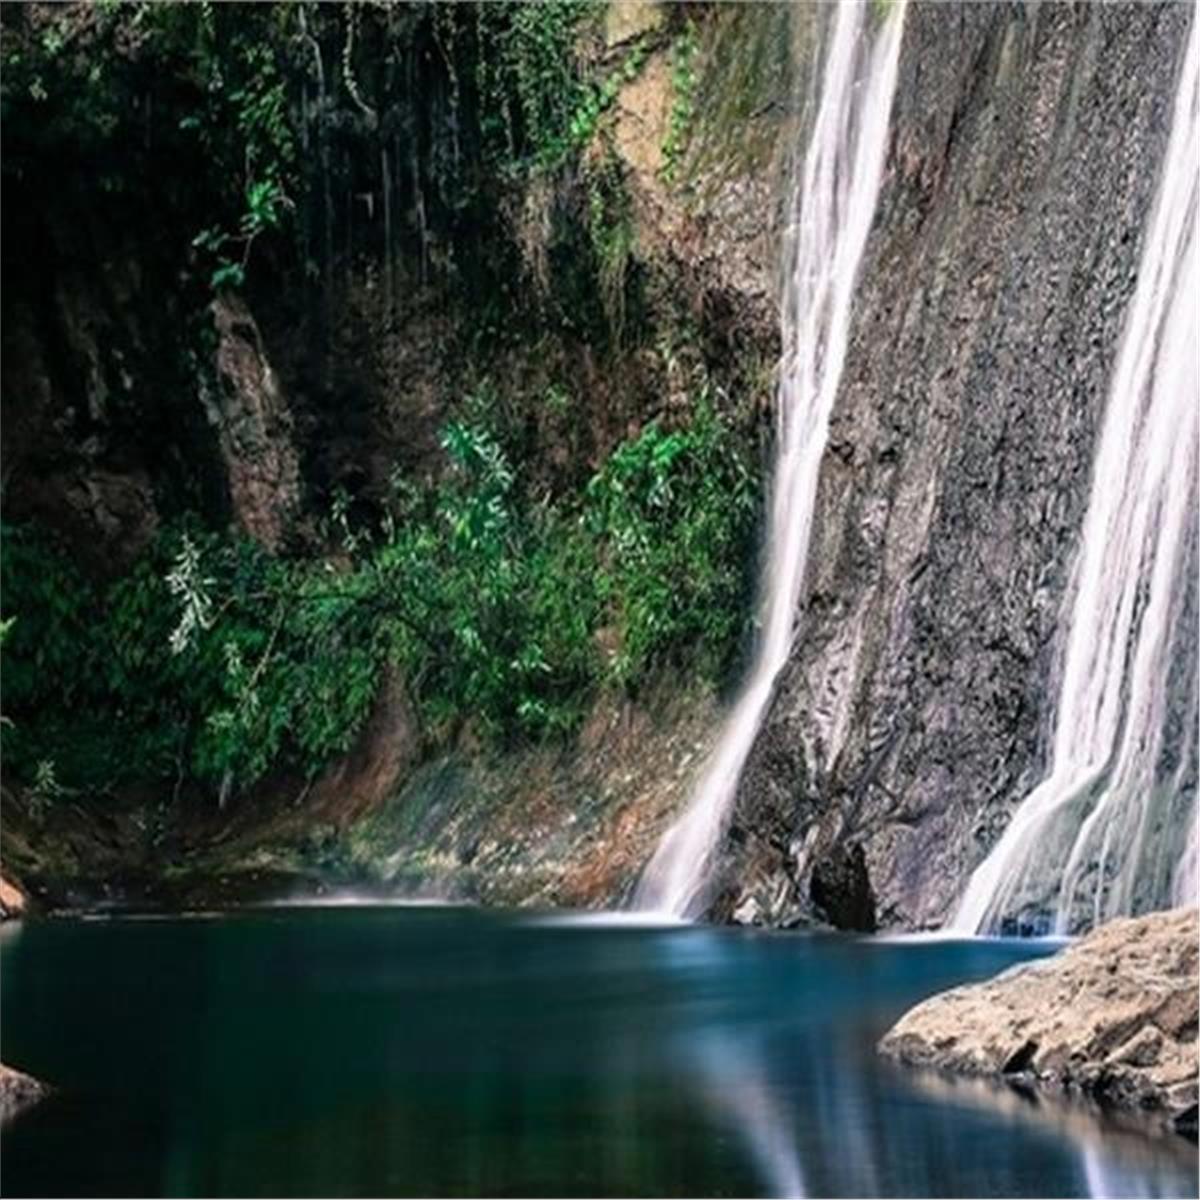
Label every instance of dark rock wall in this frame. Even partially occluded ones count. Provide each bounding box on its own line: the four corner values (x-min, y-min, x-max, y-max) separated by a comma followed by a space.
0, 205, 298, 564
0, 202, 224, 572
205, 296, 302, 551
719, 3, 1193, 930
1, 3, 793, 570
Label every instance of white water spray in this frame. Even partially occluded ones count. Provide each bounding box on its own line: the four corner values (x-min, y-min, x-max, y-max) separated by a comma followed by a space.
634, 2, 906, 918
953, 18, 1199, 935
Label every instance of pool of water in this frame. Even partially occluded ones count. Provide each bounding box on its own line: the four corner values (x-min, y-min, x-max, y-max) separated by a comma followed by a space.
1, 906, 1195, 1197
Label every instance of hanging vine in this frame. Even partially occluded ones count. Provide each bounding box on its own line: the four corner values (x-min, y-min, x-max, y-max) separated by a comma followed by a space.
341, 2, 378, 130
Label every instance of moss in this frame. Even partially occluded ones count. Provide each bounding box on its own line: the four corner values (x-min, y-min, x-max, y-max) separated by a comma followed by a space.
683, 3, 802, 199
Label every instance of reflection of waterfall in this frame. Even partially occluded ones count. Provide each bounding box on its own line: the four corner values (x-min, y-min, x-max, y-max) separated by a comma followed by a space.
953, 16, 1200, 935
1081, 1144, 1157, 1200
689, 1033, 806, 1199
663, 928, 1196, 1199
634, 0, 906, 918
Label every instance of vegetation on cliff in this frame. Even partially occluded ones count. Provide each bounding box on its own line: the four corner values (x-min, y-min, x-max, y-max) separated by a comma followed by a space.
3, 395, 755, 798
0, 2, 765, 809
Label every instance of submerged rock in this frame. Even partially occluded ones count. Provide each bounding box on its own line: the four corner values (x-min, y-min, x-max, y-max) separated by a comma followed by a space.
0, 1063, 49, 1125
879, 908, 1200, 1138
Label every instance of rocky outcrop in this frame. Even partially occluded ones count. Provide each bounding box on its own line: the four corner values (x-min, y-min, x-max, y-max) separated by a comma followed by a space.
305, 668, 420, 828
321, 681, 722, 909
0, 873, 29, 920
0, 1063, 49, 1125
719, 2, 1195, 929
609, 2, 804, 341
880, 908, 1200, 1138
204, 296, 302, 551
0, 207, 300, 566
0, 223, 190, 575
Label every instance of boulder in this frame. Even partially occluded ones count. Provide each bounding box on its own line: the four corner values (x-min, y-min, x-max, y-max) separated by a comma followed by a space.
0, 1063, 49, 1125
879, 908, 1200, 1138
0, 874, 28, 921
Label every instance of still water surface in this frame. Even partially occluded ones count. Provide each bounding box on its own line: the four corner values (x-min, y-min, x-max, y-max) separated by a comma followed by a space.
1, 906, 1196, 1197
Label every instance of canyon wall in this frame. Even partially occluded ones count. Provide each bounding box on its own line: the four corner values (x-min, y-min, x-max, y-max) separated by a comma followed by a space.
718, 2, 1195, 930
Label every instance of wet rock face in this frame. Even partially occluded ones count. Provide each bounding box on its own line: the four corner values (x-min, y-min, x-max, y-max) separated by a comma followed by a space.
306, 668, 420, 827
0, 190, 304, 569
722, 3, 1193, 929
609, 2, 807, 358
879, 908, 1200, 1139
0, 220, 199, 574
352, 684, 723, 911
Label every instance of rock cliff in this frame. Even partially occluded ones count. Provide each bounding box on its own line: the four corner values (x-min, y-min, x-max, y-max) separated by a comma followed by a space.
0, 2, 793, 908
718, 2, 1195, 931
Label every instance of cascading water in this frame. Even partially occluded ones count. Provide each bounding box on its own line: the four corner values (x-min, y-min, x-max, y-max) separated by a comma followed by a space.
633, 1, 906, 918
952, 16, 1199, 936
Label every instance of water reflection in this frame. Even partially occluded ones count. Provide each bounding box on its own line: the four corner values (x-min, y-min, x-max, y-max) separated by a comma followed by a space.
657, 925, 1196, 1199
1, 910, 1194, 1198
686, 1031, 807, 1198
903, 1071, 1198, 1200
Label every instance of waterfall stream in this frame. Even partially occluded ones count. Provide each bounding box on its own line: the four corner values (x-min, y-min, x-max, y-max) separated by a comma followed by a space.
633, 2, 906, 918
952, 16, 1199, 935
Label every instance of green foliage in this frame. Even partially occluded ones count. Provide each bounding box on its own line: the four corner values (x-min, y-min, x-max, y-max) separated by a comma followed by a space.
356, 396, 757, 737
585, 144, 635, 342
165, 533, 215, 655
561, 39, 649, 166
0, 388, 759, 802
0, 4, 761, 807
475, 1, 588, 171
472, 2, 651, 174
166, 8, 296, 292
1, 4, 297, 295
584, 397, 757, 684
0, 523, 380, 796
474, 1, 595, 173
364, 419, 597, 740
186, 555, 382, 792
661, 21, 698, 185
1, 0, 650, 336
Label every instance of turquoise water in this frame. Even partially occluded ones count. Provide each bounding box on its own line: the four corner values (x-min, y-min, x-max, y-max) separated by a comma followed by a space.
1, 906, 1195, 1197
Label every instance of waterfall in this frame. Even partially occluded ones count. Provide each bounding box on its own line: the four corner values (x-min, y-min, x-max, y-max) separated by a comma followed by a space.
952, 17, 1200, 936
1174, 809, 1199, 909
633, 2, 906, 918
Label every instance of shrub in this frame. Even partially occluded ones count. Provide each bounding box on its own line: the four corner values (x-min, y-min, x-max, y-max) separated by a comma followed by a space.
0, 391, 758, 802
